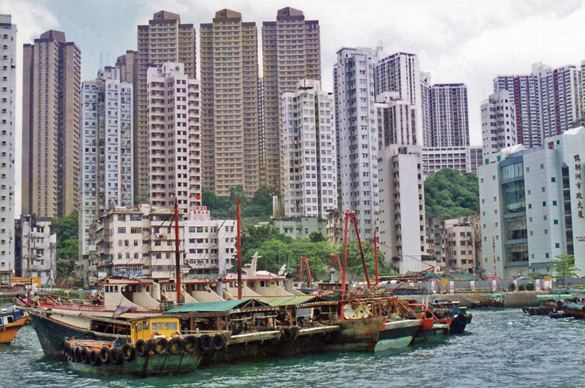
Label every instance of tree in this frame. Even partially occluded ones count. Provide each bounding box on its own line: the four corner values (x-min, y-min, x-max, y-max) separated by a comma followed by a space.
424, 168, 479, 219
552, 254, 579, 285
52, 211, 79, 278
309, 232, 326, 242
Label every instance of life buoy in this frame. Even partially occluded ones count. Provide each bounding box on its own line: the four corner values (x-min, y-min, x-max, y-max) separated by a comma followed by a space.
168, 337, 184, 355
80, 347, 90, 364
89, 349, 100, 366
98, 346, 110, 364
110, 348, 123, 365
74, 346, 83, 363
135, 339, 149, 357
212, 334, 226, 350
153, 337, 168, 355
199, 334, 212, 351
121, 343, 136, 362
183, 336, 198, 353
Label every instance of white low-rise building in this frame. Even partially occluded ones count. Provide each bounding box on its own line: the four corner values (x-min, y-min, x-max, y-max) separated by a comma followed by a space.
17, 215, 57, 287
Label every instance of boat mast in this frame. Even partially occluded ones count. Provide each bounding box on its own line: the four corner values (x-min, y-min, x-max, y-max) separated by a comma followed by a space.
237, 197, 242, 300
374, 231, 379, 286
174, 198, 181, 305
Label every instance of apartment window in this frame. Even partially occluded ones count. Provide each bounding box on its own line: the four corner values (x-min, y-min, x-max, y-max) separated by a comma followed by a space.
118, 227, 126, 233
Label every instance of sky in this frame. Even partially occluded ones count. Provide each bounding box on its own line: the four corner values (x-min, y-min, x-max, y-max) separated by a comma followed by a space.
3, 0, 585, 214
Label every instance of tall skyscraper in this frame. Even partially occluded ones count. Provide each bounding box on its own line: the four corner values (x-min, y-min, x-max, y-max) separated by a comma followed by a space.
282, 80, 337, 218
0, 15, 16, 273
425, 83, 469, 147
22, 30, 80, 218
375, 92, 417, 148
79, 67, 134, 258
374, 53, 422, 145
147, 62, 201, 215
262, 7, 320, 192
481, 90, 517, 155
334, 48, 379, 239
135, 11, 196, 202
200, 9, 260, 197
494, 63, 582, 148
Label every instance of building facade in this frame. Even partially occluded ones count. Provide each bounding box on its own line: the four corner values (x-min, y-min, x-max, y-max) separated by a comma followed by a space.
425, 83, 469, 148
479, 127, 585, 279
22, 30, 80, 218
443, 218, 476, 274
135, 11, 196, 201
262, 7, 320, 191
481, 90, 517, 156
79, 67, 133, 260
377, 145, 426, 273
200, 9, 260, 197
375, 92, 417, 148
0, 15, 16, 273
17, 215, 56, 287
422, 146, 483, 177
334, 48, 379, 240
282, 80, 337, 218
146, 62, 201, 215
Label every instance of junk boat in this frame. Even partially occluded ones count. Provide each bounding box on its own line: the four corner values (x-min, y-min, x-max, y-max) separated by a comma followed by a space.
0, 305, 29, 344
63, 315, 205, 376
429, 300, 472, 334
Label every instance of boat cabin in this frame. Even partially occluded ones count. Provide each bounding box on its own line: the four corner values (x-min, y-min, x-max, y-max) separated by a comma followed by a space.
130, 316, 181, 342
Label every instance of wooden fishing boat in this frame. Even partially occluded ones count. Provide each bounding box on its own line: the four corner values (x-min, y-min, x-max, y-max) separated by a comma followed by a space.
0, 306, 29, 344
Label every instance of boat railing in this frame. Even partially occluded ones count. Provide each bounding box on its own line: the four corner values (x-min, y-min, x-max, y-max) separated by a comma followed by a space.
36, 303, 106, 312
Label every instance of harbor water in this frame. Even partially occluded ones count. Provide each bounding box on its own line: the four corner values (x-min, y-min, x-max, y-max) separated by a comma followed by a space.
2, 309, 585, 387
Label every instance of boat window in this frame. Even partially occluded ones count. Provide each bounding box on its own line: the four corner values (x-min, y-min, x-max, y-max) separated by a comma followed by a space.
114, 286, 118, 292
144, 321, 149, 330
137, 321, 143, 332
152, 322, 164, 331
260, 281, 265, 287
6, 316, 13, 324
165, 321, 178, 331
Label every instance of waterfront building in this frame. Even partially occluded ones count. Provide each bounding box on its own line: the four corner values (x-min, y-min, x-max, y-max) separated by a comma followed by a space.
494, 63, 582, 148
79, 67, 133, 263
479, 127, 585, 279
282, 80, 337, 218
374, 52, 422, 145
481, 90, 517, 156
22, 30, 80, 218
274, 217, 328, 240
425, 83, 469, 148
184, 207, 236, 276
334, 48, 379, 240
135, 11, 196, 201
0, 15, 16, 274
375, 92, 417, 147
422, 146, 483, 177
443, 218, 477, 274
146, 62, 201, 215
377, 145, 426, 273
16, 215, 56, 287
262, 7, 320, 191
200, 9, 260, 197
326, 209, 345, 246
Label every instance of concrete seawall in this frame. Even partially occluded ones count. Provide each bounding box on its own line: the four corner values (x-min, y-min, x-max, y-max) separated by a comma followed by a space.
398, 291, 547, 308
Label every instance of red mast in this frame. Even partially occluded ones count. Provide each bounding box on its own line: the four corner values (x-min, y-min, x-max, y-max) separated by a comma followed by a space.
237, 197, 242, 300
374, 231, 379, 286
174, 198, 181, 305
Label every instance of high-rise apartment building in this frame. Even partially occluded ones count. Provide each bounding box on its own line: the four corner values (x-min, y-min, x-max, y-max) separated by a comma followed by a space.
135, 11, 196, 201
377, 145, 426, 273
262, 7, 320, 191
494, 63, 582, 148
374, 53, 422, 145
425, 83, 469, 147
422, 146, 483, 177
334, 48, 379, 239
147, 62, 201, 215
22, 30, 80, 218
481, 90, 517, 155
282, 80, 337, 218
79, 67, 134, 259
375, 91, 417, 148
0, 15, 16, 273
200, 9, 260, 197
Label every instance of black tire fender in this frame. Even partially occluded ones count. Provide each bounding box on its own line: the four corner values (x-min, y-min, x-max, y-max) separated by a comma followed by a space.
153, 337, 168, 355
74, 346, 83, 363
183, 335, 198, 353
199, 334, 212, 352
89, 349, 100, 366
168, 337, 184, 355
212, 334, 226, 350
110, 348, 123, 365
80, 347, 90, 364
135, 339, 149, 357
98, 346, 110, 364
121, 343, 136, 362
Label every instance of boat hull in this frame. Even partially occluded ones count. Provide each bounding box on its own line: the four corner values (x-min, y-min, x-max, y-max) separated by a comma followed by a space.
449, 313, 472, 334
27, 309, 128, 358
328, 316, 383, 351
0, 315, 28, 344
375, 319, 421, 352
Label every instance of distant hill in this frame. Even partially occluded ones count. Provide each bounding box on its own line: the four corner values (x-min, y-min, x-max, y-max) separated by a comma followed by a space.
424, 168, 479, 219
